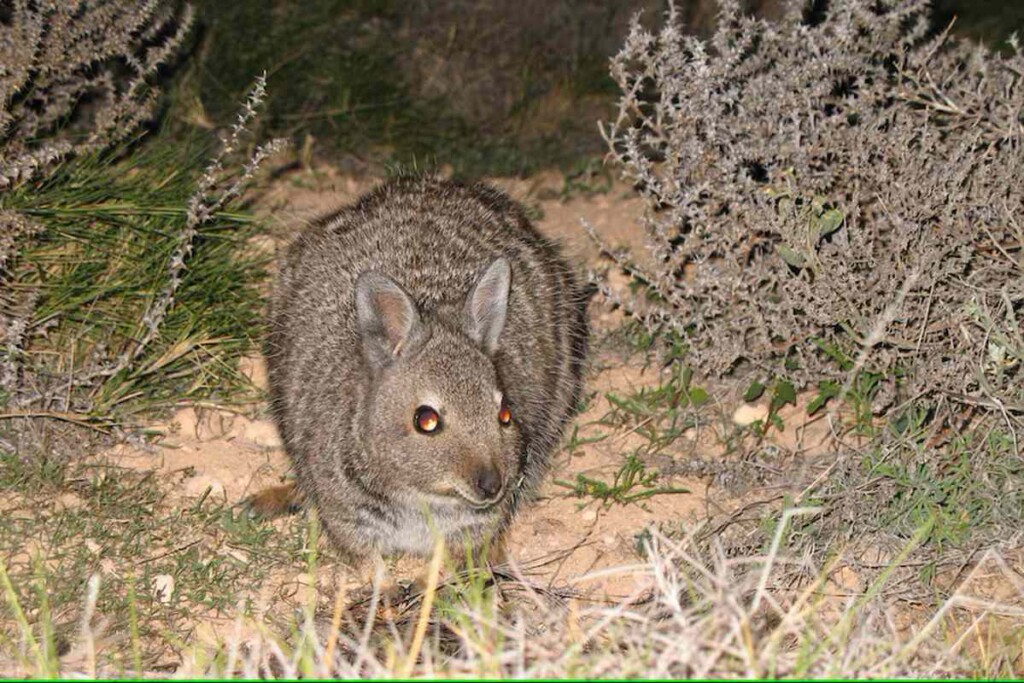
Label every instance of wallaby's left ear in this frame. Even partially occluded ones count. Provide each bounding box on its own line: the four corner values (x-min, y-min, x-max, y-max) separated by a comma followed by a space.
463, 257, 511, 355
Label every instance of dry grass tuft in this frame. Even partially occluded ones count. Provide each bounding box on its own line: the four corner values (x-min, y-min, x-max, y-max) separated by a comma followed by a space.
3, 517, 1021, 677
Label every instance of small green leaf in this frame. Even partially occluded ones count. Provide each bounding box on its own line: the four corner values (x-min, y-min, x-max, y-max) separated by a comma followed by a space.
777, 244, 807, 268
813, 208, 844, 242
806, 380, 840, 415
812, 337, 854, 371
679, 365, 693, 390
687, 387, 708, 406
744, 381, 766, 402
771, 380, 797, 411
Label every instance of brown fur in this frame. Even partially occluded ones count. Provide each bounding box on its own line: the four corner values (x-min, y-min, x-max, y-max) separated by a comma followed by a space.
245, 482, 302, 519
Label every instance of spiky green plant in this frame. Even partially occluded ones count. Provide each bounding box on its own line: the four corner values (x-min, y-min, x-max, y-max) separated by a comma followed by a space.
1, 73, 283, 458
2, 138, 267, 423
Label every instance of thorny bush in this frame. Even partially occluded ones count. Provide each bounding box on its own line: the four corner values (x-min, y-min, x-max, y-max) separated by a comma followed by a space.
595, 0, 1023, 431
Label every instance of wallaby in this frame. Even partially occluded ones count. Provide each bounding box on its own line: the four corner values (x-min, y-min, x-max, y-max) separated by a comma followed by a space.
262, 175, 587, 563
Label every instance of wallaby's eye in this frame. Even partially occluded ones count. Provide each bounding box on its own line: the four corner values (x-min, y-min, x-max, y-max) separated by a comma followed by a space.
498, 401, 512, 427
414, 406, 441, 434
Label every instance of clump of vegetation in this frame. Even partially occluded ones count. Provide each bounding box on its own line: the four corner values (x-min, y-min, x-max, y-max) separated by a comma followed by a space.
0, 1, 192, 190
590, 0, 1024, 561
595, 0, 1023, 418
1, 2, 282, 457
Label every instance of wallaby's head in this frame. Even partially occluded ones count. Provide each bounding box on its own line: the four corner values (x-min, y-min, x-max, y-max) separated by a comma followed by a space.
354, 258, 520, 511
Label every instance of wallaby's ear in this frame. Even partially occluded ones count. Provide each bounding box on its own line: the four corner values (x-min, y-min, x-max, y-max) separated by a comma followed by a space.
463, 257, 511, 355
356, 271, 425, 370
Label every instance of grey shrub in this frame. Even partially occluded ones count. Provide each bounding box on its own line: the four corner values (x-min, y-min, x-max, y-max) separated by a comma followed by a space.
597, 0, 1023, 415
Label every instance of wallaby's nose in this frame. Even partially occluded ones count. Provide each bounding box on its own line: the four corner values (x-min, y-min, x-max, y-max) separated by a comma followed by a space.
473, 464, 503, 502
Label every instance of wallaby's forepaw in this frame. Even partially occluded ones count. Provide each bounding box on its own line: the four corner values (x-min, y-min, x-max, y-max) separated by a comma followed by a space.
243, 482, 302, 519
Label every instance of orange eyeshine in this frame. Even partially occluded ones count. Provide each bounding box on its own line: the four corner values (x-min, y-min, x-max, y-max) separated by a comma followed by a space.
414, 406, 441, 434
498, 403, 512, 427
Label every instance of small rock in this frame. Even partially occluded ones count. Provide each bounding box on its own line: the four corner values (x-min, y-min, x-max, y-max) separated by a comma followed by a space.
832, 567, 862, 592
153, 574, 175, 604
606, 268, 632, 292
240, 419, 283, 449
733, 403, 769, 426
57, 492, 82, 510
227, 548, 250, 564
531, 518, 566, 535
173, 407, 199, 439
246, 235, 277, 260
581, 509, 598, 522
173, 407, 239, 442
238, 354, 269, 390
184, 475, 225, 500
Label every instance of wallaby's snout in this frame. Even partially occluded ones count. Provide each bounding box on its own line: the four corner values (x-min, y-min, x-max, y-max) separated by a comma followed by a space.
472, 462, 504, 503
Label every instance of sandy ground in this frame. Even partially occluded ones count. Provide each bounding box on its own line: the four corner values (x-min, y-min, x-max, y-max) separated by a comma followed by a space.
103, 164, 830, 605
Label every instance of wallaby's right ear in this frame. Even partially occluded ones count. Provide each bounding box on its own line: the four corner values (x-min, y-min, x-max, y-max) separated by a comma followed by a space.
355, 271, 425, 370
